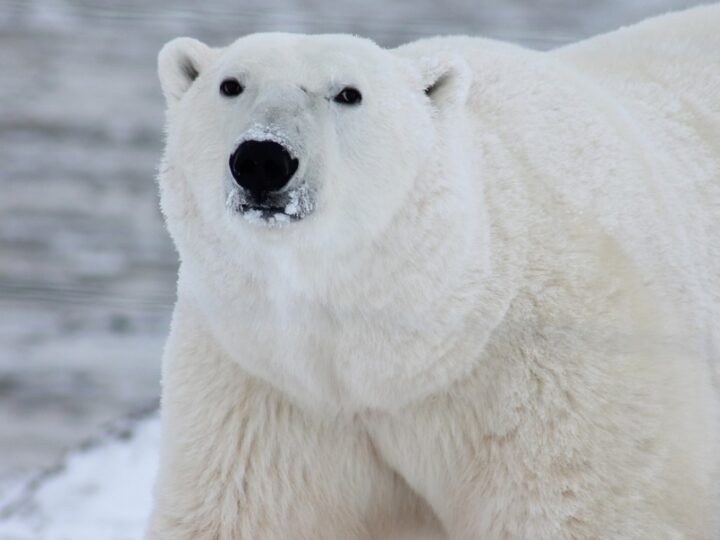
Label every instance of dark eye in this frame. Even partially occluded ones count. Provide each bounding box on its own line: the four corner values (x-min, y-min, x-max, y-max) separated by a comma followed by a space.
333, 87, 362, 105
220, 78, 244, 97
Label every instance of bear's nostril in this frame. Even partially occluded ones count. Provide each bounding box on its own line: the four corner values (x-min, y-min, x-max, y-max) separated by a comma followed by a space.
229, 140, 298, 194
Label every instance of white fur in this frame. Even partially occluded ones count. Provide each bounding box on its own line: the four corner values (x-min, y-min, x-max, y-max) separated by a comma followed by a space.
147, 7, 720, 539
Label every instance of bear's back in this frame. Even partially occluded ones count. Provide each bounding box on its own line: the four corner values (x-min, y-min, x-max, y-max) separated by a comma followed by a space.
555, 4, 720, 377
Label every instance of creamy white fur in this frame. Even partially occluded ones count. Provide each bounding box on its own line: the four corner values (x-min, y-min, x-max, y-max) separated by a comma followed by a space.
147, 6, 720, 539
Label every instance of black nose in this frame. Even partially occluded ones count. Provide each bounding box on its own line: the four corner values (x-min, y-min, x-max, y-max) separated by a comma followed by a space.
229, 140, 299, 193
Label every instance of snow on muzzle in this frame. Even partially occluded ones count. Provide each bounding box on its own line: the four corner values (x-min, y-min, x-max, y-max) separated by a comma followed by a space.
226, 128, 315, 226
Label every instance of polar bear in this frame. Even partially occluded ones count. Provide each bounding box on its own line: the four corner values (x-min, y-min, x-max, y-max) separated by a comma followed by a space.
146, 5, 720, 540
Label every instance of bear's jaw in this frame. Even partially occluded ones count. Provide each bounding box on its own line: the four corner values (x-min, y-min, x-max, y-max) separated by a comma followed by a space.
225, 182, 315, 228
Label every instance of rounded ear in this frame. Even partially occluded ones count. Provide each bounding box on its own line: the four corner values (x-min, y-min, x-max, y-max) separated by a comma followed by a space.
158, 37, 214, 105
416, 55, 471, 109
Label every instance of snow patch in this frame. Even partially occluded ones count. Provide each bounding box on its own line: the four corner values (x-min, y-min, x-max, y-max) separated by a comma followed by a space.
285, 183, 314, 218
225, 182, 315, 227
0, 414, 160, 540
238, 124, 299, 159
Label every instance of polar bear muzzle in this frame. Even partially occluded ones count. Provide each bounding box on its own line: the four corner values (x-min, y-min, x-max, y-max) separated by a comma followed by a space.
226, 136, 313, 225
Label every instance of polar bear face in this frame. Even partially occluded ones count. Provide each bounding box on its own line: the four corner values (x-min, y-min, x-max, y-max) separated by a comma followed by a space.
158, 33, 469, 261
158, 34, 477, 408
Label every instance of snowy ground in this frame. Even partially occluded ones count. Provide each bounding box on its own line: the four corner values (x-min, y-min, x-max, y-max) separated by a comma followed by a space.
0, 0, 704, 537
0, 413, 159, 540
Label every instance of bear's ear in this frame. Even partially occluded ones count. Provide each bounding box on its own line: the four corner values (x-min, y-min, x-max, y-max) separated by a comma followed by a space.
416, 55, 471, 109
158, 37, 214, 105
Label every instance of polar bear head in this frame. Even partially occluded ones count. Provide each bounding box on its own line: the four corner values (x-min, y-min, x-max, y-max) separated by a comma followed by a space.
157, 33, 484, 408
158, 33, 471, 266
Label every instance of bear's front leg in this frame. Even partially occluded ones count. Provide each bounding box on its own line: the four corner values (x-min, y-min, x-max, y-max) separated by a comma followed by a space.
365, 326, 720, 540
145, 300, 437, 540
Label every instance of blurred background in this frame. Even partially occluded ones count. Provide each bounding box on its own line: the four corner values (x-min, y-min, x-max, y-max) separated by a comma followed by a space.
0, 0, 705, 533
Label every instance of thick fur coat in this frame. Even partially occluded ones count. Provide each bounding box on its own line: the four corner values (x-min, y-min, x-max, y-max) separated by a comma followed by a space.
146, 6, 720, 539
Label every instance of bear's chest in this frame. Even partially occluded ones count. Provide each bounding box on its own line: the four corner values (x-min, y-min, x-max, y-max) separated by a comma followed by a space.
202, 285, 345, 406
192, 272, 490, 411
